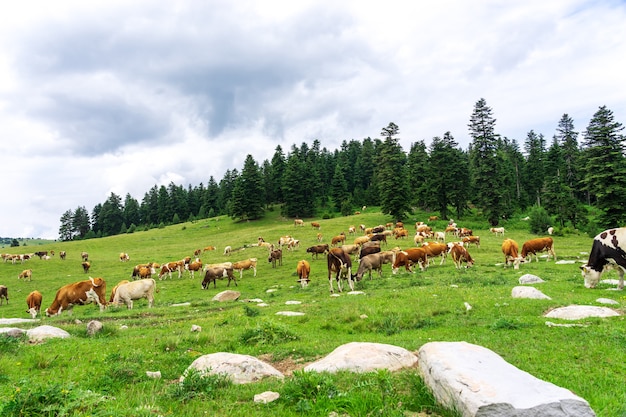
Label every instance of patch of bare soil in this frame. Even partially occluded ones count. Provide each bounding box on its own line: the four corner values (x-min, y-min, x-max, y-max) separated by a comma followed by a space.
258, 354, 314, 376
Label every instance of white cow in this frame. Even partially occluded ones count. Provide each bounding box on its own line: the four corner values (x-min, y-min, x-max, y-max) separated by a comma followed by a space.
112, 278, 156, 309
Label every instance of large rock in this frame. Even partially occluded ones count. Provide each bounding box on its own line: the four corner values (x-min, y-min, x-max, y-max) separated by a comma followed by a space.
518, 274, 545, 284
511, 286, 551, 300
304, 342, 417, 373
212, 290, 241, 302
26, 325, 70, 342
544, 305, 620, 320
418, 341, 595, 417
0, 318, 38, 325
182, 352, 283, 384
0, 327, 26, 337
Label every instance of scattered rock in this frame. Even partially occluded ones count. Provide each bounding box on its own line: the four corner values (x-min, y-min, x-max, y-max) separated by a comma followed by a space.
74, 319, 82, 324
254, 391, 280, 404
266, 289, 277, 293
518, 274, 545, 284
120, 325, 129, 330
171, 302, 191, 307
0, 318, 38, 325
146, 371, 161, 379
304, 342, 417, 373
596, 298, 619, 305
212, 290, 241, 302
26, 325, 70, 342
242, 298, 264, 303
86, 320, 103, 336
275, 311, 305, 316
512, 286, 551, 300
418, 341, 595, 417
555, 260, 576, 264
545, 321, 588, 328
347, 291, 365, 295
285, 300, 302, 305
191, 325, 202, 332
464, 302, 472, 311
182, 352, 284, 384
0, 327, 26, 337
257, 303, 270, 307
545, 305, 621, 320
330, 294, 341, 297
359, 314, 368, 319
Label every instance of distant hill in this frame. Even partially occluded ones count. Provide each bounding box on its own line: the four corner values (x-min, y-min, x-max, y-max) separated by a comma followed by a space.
0, 237, 57, 248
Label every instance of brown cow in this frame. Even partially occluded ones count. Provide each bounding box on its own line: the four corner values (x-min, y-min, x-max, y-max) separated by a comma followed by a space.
119, 252, 130, 262
268, 249, 283, 268
185, 259, 203, 279
331, 234, 346, 246
202, 246, 216, 252
18, 269, 32, 281
296, 260, 311, 288
45, 277, 107, 316
109, 280, 131, 303
311, 222, 321, 230
159, 261, 184, 280
353, 252, 384, 281
82, 262, 91, 273
327, 248, 353, 293
392, 248, 428, 274
521, 237, 556, 262
462, 236, 481, 249
232, 258, 258, 279
421, 242, 448, 265
59, 251, 67, 260
449, 244, 474, 269
502, 239, 524, 269
0, 285, 8, 305
306, 244, 329, 260
26, 290, 42, 318
81, 251, 89, 261
202, 266, 236, 289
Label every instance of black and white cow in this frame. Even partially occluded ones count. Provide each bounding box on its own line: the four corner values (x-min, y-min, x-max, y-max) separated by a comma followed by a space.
580, 227, 626, 290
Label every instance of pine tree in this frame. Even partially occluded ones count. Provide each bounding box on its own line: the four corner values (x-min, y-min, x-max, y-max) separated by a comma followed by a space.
282, 150, 315, 218
581, 106, 626, 227
544, 137, 580, 227
376, 123, 411, 220
123, 194, 141, 228
58, 209, 73, 241
73, 206, 91, 238
523, 130, 546, 207
330, 162, 348, 212
428, 132, 468, 219
230, 154, 264, 220
555, 114, 581, 199
406, 140, 430, 210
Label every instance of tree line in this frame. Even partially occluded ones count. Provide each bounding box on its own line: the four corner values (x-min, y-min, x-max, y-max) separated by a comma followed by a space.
58, 98, 625, 241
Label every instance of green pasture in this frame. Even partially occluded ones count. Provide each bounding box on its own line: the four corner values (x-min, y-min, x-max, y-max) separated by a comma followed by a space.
0, 209, 625, 416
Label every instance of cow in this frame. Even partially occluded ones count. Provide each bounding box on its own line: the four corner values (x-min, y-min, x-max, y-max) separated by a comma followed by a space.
547, 227, 554, 235
353, 252, 385, 281
81, 251, 89, 261
521, 237, 556, 263
193, 248, 202, 256
26, 290, 42, 318
268, 249, 283, 268
462, 236, 480, 249
34, 251, 48, 259
159, 261, 183, 280
317, 233, 323, 242
204, 261, 234, 271
421, 242, 448, 265
185, 259, 203, 279
327, 248, 353, 293
258, 241, 274, 251
414, 233, 425, 246
428, 216, 439, 221
232, 258, 258, 279
82, 261, 91, 273
131, 264, 157, 280
45, 277, 107, 316
0, 285, 7, 305
203, 246, 216, 252
372, 225, 385, 234
109, 280, 130, 302
340, 244, 361, 259
294, 218, 304, 227
392, 248, 428, 274
119, 252, 130, 262
311, 221, 321, 230
112, 279, 156, 309
490, 227, 505, 236
223, 246, 232, 256
502, 239, 524, 270
296, 260, 311, 288
449, 243, 474, 269
354, 236, 371, 246
581, 227, 626, 289
370, 233, 387, 245
18, 269, 32, 281
202, 266, 237, 289
306, 244, 329, 260
458, 228, 473, 238
348, 226, 356, 235
359, 245, 381, 259
434, 231, 446, 242
59, 251, 67, 260
331, 234, 346, 246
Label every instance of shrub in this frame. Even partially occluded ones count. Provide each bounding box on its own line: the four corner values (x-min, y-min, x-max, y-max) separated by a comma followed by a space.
239, 321, 299, 345
528, 206, 552, 234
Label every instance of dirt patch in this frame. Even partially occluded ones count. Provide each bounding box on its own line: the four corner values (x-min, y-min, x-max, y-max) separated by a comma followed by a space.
258, 354, 314, 376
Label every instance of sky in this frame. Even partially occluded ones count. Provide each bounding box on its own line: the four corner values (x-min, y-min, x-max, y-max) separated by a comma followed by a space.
1, 0, 625, 240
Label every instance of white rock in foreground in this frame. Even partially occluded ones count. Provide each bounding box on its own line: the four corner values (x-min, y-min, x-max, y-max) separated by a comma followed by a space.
212, 290, 241, 302
418, 341, 595, 417
304, 342, 417, 373
254, 391, 280, 404
544, 305, 620, 320
596, 298, 619, 305
511, 286, 551, 300
182, 352, 283, 384
26, 325, 70, 342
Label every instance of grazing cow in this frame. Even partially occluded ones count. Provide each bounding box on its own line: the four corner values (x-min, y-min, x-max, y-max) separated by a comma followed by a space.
81, 251, 89, 261
306, 244, 329, 259
185, 259, 203, 279
449, 244, 474, 269
428, 216, 439, 221
159, 261, 184, 280
502, 239, 524, 270
286, 239, 300, 251
421, 242, 448, 265
45, 277, 107, 316
371, 225, 385, 234
203, 246, 216, 252
327, 248, 353, 293
359, 245, 381, 259
340, 244, 361, 259
331, 234, 346, 246
444, 225, 458, 235
119, 252, 130, 262
370, 233, 388, 245
0, 285, 8, 305
194, 248, 202, 256
268, 249, 283, 268
204, 261, 234, 271
414, 233, 425, 246
317, 233, 323, 242
59, 251, 66, 260
521, 237, 556, 263
112, 279, 156, 309
359, 224, 366, 232
547, 227, 554, 235
34, 251, 48, 259
296, 259, 311, 288
353, 252, 385, 281
26, 290, 42, 318
82, 262, 91, 273
258, 241, 274, 251
434, 231, 446, 242
348, 226, 356, 235
354, 235, 370, 246
581, 227, 626, 289
490, 227, 505, 236
462, 236, 481, 249
202, 266, 236, 289
18, 269, 32, 281
294, 218, 304, 227
232, 258, 258, 279
392, 248, 428, 273
223, 246, 232, 256
311, 222, 321, 230
458, 228, 473, 238
109, 280, 130, 303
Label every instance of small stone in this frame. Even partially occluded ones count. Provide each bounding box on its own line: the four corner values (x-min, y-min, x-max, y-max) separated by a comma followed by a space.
254, 391, 280, 404
285, 300, 302, 305
86, 320, 103, 336
191, 325, 202, 332
146, 371, 161, 379
275, 311, 305, 316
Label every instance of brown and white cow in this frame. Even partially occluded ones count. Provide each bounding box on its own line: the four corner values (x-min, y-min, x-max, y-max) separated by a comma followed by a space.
521, 237, 556, 263
59, 251, 67, 260
331, 234, 346, 246
159, 261, 184, 280
392, 248, 428, 273
502, 239, 524, 269
232, 258, 258, 279
119, 252, 130, 262
202, 266, 236, 289
306, 244, 329, 260
294, 218, 304, 227
185, 259, 203, 279
354, 235, 371, 246
45, 277, 107, 316
81, 251, 89, 261
0, 285, 8, 305
112, 279, 156, 309
109, 280, 131, 303
82, 262, 91, 273
18, 269, 32, 281
449, 244, 474, 269
581, 227, 626, 289
26, 290, 42, 318
203, 246, 216, 252
462, 236, 480, 249
490, 227, 505, 236
296, 259, 311, 288
311, 222, 321, 230
327, 247, 353, 293
421, 242, 448, 266
268, 249, 283, 268
131, 264, 157, 280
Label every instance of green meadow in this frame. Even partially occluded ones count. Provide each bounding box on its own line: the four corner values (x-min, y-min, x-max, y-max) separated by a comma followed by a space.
0, 209, 625, 416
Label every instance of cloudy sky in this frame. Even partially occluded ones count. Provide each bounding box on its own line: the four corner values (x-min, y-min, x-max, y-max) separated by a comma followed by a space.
2, 0, 625, 240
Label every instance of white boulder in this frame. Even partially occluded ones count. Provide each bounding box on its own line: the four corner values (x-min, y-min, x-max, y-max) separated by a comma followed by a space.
26, 325, 70, 342
544, 305, 620, 320
212, 290, 241, 302
512, 286, 551, 300
182, 352, 284, 384
304, 342, 417, 373
518, 274, 545, 284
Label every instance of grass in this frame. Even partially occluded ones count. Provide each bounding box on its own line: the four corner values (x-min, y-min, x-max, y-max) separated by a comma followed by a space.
0, 208, 625, 416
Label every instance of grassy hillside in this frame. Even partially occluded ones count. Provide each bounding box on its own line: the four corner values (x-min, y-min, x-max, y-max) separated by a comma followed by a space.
0, 209, 624, 416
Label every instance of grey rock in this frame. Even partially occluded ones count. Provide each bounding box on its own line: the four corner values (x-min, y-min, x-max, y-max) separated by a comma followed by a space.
545, 305, 620, 320
518, 274, 545, 284
304, 342, 417, 373
212, 290, 241, 302
512, 286, 551, 300
26, 325, 70, 342
182, 352, 284, 384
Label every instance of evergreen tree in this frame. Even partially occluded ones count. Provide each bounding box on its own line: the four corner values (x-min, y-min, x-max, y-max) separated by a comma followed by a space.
406, 140, 430, 209
282, 150, 315, 218
523, 130, 546, 207
98, 193, 124, 236
544, 136, 580, 227
428, 132, 467, 219
230, 154, 264, 220
218, 169, 238, 215
376, 123, 411, 220
353, 138, 377, 206
58, 209, 73, 241
555, 114, 581, 199
468, 98, 504, 225
157, 185, 170, 224
140, 186, 159, 226
123, 194, 141, 228
73, 206, 91, 238
330, 162, 348, 212
204, 176, 219, 216
581, 106, 626, 227
269, 145, 286, 204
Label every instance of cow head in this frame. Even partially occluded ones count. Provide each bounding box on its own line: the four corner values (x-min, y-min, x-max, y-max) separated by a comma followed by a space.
580, 265, 601, 288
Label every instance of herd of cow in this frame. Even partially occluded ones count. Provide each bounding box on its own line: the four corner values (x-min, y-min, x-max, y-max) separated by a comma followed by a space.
1, 221, 625, 319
